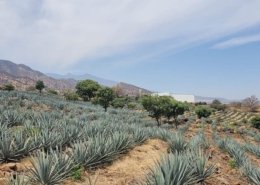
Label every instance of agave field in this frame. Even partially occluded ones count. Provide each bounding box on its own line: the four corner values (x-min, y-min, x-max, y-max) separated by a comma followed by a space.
0, 91, 259, 185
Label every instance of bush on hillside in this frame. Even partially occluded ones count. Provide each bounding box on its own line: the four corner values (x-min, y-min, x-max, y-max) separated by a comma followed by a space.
127, 102, 137, 110
251, 116, 260, 129
64, 91, 79, 101
3, 84, 15, 91
195, 102, 207, 106
47, 89, 58, 95
111, 97, 128, 108
195, 106, 212, 119
210, 99, 226, 111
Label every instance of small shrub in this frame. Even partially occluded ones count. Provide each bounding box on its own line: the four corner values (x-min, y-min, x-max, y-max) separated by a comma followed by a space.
228, 159, 237, 168
251, 116, 260, 129
71, 166, 84, 181
127, 102, 137, 110
47, 89, 58, 95
111, 97, 128, 108
210, 99, 226, 111
3, 84, 15, 91
64, 91, 79, 101
195, 106, 212, 119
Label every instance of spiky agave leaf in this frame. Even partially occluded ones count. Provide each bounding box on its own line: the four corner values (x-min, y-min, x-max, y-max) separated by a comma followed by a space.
7, 173, 29, 185
242, 163, 260, 185
146, 153, 197, 185
29, 150, 75, 185
189, 150, 216, 184
35, 129, 63, 152
132, 128, 149, 144
1, 110, 24, 127
189, 131, 209, 150
168, 133, 187, 153
0, 132, 34, 163
244, 143, 260, 158
226, 141, 248, 168
72, 133, 133, 169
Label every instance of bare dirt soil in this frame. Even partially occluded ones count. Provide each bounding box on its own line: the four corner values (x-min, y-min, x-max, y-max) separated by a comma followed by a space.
64, 139, 168, 185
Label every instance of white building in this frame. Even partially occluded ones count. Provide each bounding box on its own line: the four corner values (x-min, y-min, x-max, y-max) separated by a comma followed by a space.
152, 92, 195, 103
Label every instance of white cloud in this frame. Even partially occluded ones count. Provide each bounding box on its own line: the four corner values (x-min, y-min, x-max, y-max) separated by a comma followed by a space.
0, 0, 260, 71
213, 34, 260, 49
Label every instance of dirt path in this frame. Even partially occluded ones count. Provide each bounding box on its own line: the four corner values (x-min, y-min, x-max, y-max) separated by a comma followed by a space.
65, 139, 168, 185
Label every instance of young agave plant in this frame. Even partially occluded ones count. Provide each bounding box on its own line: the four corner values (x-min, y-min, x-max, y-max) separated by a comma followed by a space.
132, 128, 149, 144
226, 141, 248, 168
244, 143, 260, 158
0, 132, 33, 163
146, 153, 197, 185
2, 110, 23, 127
29, 150, 75, 185
168, 133, 187, 153
242, 163, 260, 185
29, 151, 76, 185
72, 133, 133, 169
189, 150, 216, 184
189, 131, 209, 150
35, 129, 63, 152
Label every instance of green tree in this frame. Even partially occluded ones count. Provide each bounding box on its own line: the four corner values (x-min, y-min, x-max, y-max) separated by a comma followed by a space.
96, 87, 115, 111
35, 80, 45, 93
111, 97, 128, 108
210, 99, 226, 111
76, 80, 101, 101
3, 84, 15, 91
195, 106, 212, 119
163, 99, 188, 128
141, 95, 166, 126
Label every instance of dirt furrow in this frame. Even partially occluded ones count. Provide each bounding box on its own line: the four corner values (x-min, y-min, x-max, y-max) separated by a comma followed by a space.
65, 139, 168, 185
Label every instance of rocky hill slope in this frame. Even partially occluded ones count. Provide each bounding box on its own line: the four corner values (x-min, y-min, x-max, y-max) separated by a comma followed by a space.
0, 60, 76, 90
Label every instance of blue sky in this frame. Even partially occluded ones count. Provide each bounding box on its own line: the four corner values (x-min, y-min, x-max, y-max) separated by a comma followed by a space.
0, 0, 260, 99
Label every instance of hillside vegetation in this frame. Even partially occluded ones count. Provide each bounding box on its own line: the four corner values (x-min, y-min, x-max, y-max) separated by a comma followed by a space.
0, 91, 259, 185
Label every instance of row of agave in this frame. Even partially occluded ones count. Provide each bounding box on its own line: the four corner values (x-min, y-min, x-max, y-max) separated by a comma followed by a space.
213, 131, 260, 185
146, 150, 215, 185
243, 143, 260, 158
243, 129, 260, 142
0, 91, 197, 185
1, 112, 193, 164
146, 127, 215, 185
6, 126, 182, 185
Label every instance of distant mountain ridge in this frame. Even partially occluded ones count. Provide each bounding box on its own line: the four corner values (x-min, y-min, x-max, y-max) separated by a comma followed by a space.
1, 60, 231, 100
47, 73, 117, 87
0, 60, 151, 96
195, 95, 235, 104
0, 60, 76, 90
115, 82, 152, 97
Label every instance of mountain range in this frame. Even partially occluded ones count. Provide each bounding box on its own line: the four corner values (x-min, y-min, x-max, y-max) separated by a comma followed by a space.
0, 60, 235, 102
0, 60, 76, 90
46, 73, 117, 87
0, 60, 151, 96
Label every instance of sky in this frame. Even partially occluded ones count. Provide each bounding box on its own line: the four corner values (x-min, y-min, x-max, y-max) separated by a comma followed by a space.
0, 0, 260, 99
